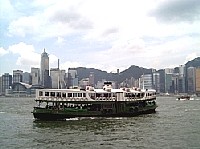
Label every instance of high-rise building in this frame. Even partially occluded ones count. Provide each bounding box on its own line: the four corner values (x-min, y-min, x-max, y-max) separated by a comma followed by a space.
79, 78, 89, 89
50, 68, 66, 89
153, 72, 160, 93
157, 69, 165, 93
31, 67, 40, 85
165, 68, 174, 74
1, 73, 12, 95
13, 70, 23, 83
171, 73, 179, 94
89, 72, 94, 86
0, 76, 2, 95
139, 74, 153, 89
187, 67, 196, 93
165, 73, 173, 93
195, 68, 200, 96
22, 72, 31, 84
178, 65, 186, 93
68, 68, 78, 88
40, 49, 50, 88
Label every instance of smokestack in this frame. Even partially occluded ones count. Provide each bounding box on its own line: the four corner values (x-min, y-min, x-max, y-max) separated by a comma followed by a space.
58, 59, 59, 69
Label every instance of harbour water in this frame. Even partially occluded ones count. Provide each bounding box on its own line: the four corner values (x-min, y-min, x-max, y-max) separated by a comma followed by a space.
0, 96, 200, 149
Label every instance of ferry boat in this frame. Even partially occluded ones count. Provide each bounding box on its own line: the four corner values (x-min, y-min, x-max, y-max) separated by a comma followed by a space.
32, 82, 157, 120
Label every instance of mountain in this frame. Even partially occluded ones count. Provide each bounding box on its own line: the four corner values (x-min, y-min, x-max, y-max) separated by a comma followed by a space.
71, 57, 200, 84
185, 57, 200, 68
119, 65, 153, 82
72, 65, 152, 84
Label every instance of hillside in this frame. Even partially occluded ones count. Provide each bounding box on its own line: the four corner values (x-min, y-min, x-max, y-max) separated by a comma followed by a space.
70, 57, 200, 84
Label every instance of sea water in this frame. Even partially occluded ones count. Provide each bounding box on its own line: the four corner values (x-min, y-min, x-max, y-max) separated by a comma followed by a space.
0, 96, 200, 149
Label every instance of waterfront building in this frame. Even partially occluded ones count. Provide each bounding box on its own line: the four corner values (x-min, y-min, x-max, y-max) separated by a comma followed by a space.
40, 49, 50, 88
31, 67, 40, 85
0, 76, 2, 95
187, 67, 196, 94
79, 78, 89, 89
165, 73, 173, 93
67, 68, 78, 88
50, 68, 66, 89
165, 68, 174, 74
171, 73, 179, 94
157, 69, 165, 93
129, 77, 138, 88
139, 74, 153, 89
153, 72, 160, 93
11, 82, 31, 97
195, 68, 200, 96
1, 73, 12, 95
178, 65, 186, 93
89, 72, 95, 86
22, 72, 31, 84
13, 70, 23, 83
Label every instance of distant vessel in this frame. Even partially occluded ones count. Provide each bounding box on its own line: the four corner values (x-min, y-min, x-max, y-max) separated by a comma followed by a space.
176, 95, 193, 101
32, 82, 157, 120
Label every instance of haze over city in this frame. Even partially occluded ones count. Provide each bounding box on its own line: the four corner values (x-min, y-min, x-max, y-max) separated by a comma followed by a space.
1, 0, 200, 75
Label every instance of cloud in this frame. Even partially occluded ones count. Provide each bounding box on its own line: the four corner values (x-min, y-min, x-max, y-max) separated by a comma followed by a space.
8, 42, 40, 66
56, 37, 65, 45
8, 16, 41, 37
150, 0, 200, 23
3, 0, 200, 73
0, 47, 9, 56
50, 9, 93, 30
185, 53, 198, 63
49, 54, 59, 68
60, 61, 82, 71
7, 42, 58, 70
0, 0, 18, 21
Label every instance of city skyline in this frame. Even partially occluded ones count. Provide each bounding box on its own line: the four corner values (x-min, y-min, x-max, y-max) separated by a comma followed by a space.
1, 0, 200, 75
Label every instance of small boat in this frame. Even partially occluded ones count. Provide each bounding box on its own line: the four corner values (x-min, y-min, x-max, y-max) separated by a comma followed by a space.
32, 82, 157, 120
177, 95, 191, 101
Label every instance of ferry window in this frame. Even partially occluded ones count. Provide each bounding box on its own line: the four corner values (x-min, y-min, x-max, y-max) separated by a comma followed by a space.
112, 93, 117, 97
83, 93, 86, 97
50, 92, 55, 97
68, 93, 72, 97
104, 93, 108, 97
62, 93, 66, 97
89, 93, 95, 99
73, 93, 78, 97
78, 93, 82, 97
57, 92, 61, 97
39, 91, 43, 96
96, 93, 101, 97
45, 92, 49, 96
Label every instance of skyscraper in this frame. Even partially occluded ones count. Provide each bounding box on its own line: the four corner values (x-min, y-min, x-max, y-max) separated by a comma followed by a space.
1, 73, 12, 95
187, 67, 196, 93
195, 68, 200, 96
31, 67, 40, 85
89, 72, 94, 86
13, 70, 23, 83
40, 49, 50, 88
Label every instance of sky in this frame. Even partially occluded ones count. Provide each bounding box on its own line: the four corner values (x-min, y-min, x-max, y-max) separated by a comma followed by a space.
1, 0, 200, 75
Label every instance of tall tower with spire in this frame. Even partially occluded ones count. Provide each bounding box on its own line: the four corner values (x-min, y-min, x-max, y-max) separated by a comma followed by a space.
40, 49, 50, 88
